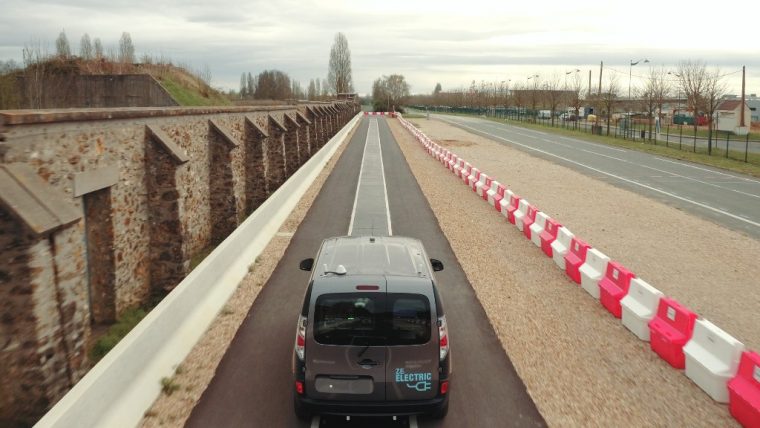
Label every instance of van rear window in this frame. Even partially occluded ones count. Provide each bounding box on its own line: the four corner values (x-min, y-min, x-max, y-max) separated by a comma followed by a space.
314, 293, 431, 346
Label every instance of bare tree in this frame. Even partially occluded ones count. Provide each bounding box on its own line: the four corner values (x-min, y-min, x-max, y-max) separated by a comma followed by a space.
315, 79, 321, 100
80, 33, 93, 60
327, 32, 352, 94
23, 39, 47, 108
307, 79, 316, 100
640, 67, 671, 140
433, 83, 442, 96
677, 60, 708, 135
321, 78, 329, 97
543, 75, 564, 126
118, 32, 135, 64
568, 72, 584, 126
94, 38, 104, 59
372, 74, 410, 111
527, 76, 541, 121
512, 83, 526, 119
55, 30, 71, 58
703, 69, 727, 154
601, 74, 620, 135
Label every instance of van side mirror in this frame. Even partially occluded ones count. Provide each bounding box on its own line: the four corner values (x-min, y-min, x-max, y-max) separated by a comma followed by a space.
430, 258, 444, 272
299, 258, 314, 271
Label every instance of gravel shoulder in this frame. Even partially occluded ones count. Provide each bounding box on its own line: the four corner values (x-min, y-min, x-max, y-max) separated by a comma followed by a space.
389, 118, 748, 427
138, 124, 357, 428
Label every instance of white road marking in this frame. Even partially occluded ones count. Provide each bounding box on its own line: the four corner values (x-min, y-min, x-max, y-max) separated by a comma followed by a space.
439, 117, 760, 230
377, 121, 393, 236
475, 118, 760, 200
409, 415, 419, 428
311, 416, 320, 428
347, 118, 393, 236
653, 157, 760, 185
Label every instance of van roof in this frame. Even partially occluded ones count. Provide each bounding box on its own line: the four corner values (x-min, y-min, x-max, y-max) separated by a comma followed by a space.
314, 236, 431, 278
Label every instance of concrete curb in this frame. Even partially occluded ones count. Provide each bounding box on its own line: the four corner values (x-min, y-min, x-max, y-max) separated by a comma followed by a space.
35, 113, 362, 428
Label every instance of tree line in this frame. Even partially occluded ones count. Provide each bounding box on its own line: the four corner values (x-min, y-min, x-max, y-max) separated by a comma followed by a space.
237, 32, 354, 102
410, 60, 729, 149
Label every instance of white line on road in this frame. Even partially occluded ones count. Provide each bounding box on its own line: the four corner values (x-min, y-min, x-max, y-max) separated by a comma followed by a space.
347, 118, 393, 236
439, 117, 760, 230
311, 416, 320, 428
409, 415, 419, 428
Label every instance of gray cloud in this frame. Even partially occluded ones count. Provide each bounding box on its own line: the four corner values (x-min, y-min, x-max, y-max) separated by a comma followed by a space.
1, 0, 757, 95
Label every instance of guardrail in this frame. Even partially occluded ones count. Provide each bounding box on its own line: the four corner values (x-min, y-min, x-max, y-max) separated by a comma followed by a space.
35, 113, 362, 428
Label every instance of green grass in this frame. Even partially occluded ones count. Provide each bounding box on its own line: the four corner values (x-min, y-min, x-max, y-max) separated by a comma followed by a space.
158, 75, 232, 107
427, 111, 760, 178
89, 307, 149, 363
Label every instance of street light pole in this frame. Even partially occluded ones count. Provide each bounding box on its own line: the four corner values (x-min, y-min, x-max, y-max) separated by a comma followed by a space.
629, 58, 649, 100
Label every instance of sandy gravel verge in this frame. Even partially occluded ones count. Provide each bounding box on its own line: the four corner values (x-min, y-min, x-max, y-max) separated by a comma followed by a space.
389, 118, 751, 427
139, 124, 358, 427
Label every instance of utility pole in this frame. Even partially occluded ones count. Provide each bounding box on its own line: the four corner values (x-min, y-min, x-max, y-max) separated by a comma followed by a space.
741, 65, 746, 127
588, 69, 592, 98
598, 61, 603, 96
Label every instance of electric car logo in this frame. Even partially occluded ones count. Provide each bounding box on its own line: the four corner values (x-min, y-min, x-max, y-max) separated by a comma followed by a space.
395, 368, 432, 392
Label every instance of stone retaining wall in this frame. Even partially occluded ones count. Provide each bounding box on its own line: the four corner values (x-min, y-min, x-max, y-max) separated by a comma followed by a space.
0, 102, 358, 425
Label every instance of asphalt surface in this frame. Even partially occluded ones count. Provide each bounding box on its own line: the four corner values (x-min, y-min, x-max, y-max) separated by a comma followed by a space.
435, 114, 760, 239
185, 117, 545, 427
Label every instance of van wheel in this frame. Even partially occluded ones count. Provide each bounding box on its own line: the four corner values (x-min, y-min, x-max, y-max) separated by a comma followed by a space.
293, 395, 311, 421
429, 401, 449, 419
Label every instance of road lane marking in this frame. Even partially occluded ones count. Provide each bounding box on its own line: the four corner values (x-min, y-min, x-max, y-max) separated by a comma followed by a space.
347, 118, 393, 236
409, 415, 419, 428
438, 117, 760, 230
311, 416, 320, 428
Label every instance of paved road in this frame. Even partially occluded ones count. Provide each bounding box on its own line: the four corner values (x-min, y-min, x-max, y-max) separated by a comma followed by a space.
434, 114, 760, 239
185, 117, 545, 427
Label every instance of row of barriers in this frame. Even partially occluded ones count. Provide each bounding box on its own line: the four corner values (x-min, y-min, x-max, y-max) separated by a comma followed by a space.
396, 114, 760, 428
364, 111, 397, 117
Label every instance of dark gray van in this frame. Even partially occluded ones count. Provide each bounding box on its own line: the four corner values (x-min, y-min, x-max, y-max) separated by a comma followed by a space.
292, 236, 451, 420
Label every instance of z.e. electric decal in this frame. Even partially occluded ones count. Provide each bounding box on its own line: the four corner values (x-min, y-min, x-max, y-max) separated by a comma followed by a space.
395, 368, 432, 392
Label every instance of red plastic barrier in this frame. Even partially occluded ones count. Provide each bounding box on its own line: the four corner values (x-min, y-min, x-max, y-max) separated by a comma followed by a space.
364, 111, 368, 116
492, 184, 507, 211
599, 262, 636, 318
648, 298, 697, 369
447, 155, 458, 171
564, 238, 590, 284
522, 205, 539, 239
461, 164, 472, 181
480, 177, 493, 199
506, 194, 521, 224
467, 169, 480, 187
540, 219, 562, 257
728, 351, 760, 428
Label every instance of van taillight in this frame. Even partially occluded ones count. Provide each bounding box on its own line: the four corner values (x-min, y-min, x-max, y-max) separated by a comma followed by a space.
438, 315, 449, 361
295, 315, 306, 360
295, 380, 304, 395
440, 380, 449, 395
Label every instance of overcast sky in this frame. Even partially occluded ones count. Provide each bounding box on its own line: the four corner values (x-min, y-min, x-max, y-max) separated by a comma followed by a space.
2, 0, 759, 96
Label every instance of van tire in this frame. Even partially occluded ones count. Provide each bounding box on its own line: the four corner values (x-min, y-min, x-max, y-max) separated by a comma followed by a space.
429, 401, 449, 419
293, 395, 311, 421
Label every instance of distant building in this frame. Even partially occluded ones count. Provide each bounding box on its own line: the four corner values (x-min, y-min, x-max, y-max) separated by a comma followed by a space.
715, 99, 752, 133
746, 94, 759, 123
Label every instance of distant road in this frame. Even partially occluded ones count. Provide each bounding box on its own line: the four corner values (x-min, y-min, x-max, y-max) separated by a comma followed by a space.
434, 114, 760, 239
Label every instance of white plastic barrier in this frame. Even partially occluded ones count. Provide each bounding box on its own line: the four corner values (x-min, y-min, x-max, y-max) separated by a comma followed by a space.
475, 173, 489, 195
620, 278, 663, 341
486, 181, 501, 205
514, 199, 530, 231
500, 189, 514, 218
454, 159, 465, 177
530, 212, 549, 247
467, 168, 480, 187
683, 319, 745, 403
579, 248, 610, 299
551, 227, 574, 270
36, 113, 363, 428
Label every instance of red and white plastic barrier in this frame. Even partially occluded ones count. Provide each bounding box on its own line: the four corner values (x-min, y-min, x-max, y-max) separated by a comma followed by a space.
579, 248, 610, 299
649, 298, 697, 369
683, 319, 744, 403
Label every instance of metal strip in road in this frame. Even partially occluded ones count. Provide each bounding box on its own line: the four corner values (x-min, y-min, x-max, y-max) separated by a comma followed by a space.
440, 117, 760, 230
348, 118, 393, 236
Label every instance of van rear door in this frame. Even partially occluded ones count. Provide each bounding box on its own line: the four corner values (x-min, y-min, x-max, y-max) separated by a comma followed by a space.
385, 279, 439, 401
305, 276, 386, 402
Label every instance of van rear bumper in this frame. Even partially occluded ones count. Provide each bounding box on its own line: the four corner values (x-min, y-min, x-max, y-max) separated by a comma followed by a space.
295, 394, 448, 416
